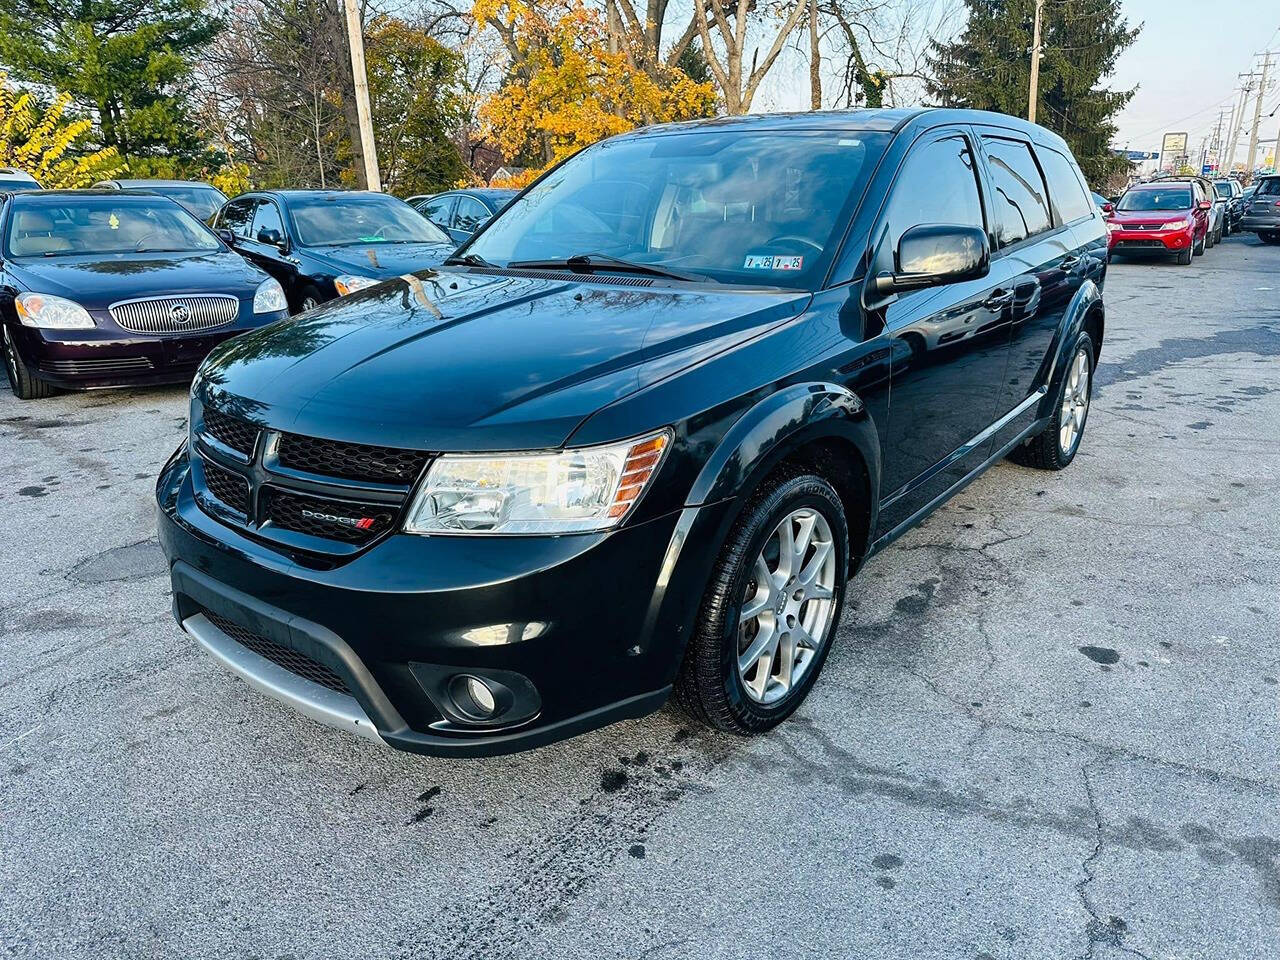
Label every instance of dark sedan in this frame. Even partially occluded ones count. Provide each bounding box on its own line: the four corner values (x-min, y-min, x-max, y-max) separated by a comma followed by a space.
213, 190, 455, 313
93, 179, 229, 222
1, 191, 289, 399
412, 189, 517, 243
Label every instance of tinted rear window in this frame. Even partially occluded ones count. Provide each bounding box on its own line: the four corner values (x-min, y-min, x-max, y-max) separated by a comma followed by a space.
1213, 182, 1234, 198
1257, 178, 1280, 197
982, 137, 1052, 246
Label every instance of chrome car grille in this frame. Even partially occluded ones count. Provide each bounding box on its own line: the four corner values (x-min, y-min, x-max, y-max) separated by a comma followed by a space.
110, 295, 240, 334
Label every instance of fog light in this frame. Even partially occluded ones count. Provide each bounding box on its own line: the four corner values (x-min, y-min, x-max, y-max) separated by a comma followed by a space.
450, 674, 498, 720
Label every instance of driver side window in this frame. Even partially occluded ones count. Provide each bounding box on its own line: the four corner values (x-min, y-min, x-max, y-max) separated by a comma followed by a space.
883, 135, 985, 250
250, 200, 284, 242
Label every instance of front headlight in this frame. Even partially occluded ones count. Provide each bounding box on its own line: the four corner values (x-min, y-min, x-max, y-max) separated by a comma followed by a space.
252, 278, 288, 314
15, 292, 95, 329
334, 274, 378, 296
1163, 218, 1191, 230
403, 430, 670, 535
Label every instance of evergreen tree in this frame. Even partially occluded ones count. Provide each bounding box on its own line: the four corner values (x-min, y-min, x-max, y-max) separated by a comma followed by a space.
926, 0, 1139, 186
0, 0, 219, 163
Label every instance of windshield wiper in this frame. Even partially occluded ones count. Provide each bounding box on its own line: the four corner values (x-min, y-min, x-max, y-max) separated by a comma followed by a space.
443, 252, 496, 268
507, 253, 711, 284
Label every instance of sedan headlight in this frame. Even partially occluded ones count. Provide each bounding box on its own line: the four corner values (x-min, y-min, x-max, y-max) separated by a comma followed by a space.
404, 431, 670, 535
253, 278, 288, 314
334, 274, 379, 296
15, 292, 95, 329
1163, 218, 1191, 230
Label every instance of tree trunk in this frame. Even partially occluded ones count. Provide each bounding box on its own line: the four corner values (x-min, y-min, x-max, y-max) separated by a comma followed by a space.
808, 0, 821, 110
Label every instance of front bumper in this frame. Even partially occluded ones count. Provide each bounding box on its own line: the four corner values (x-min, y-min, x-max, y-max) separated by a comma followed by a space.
156, 447, 731, 756
13, 310, 287, 389
1107, 225, 1193, 254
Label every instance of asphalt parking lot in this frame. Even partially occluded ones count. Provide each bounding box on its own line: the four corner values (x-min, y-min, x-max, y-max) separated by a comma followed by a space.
2, 234, 1278, 960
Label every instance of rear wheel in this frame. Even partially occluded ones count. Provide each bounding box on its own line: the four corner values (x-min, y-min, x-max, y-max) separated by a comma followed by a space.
1008, 332, 1094, 471
1262, 232, 1280, 245
1193, 232, 1205, 256
676, 471, 849, 734
3, 325, 55, 400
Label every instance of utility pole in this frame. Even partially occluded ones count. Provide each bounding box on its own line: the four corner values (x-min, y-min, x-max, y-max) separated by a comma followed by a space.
1227, 76, 1258, 173
1212, 110, 1225, 171
1245, 51, 1274, 177
342, 0, 381, 192
1028, 0, 1044, 123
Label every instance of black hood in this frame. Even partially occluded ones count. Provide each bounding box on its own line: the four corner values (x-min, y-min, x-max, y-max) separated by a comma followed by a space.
7, 249, 269, 310
197, 269, 810, 451
301, 242, 455, 279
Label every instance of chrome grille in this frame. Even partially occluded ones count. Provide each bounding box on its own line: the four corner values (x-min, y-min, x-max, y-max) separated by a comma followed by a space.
110, 295, 240, 334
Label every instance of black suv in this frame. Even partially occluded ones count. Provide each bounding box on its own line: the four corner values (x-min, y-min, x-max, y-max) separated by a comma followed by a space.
157, 109, 1106, 756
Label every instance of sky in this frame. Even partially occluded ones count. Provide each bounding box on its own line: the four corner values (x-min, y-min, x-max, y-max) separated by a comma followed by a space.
1108, 0, 1280, 157
752, 0, 1279, 164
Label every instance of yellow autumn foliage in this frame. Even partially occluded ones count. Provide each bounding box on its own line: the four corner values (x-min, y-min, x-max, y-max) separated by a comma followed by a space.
0, 75, 124, 188
475, 0, 716, 181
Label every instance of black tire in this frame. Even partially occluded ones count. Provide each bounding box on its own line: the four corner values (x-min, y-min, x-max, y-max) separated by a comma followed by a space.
1176, 247, 1193, 265
1262, 232, 1280, 245
3, 324, 55, 400
1206, 229, 1215, 249
1008, 332, 1094, 471
1193, 232, 1205, 256
675, 470, 849, 735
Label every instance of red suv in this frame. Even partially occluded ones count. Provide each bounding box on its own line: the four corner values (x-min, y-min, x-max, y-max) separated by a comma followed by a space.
1105, 181, 1211, 264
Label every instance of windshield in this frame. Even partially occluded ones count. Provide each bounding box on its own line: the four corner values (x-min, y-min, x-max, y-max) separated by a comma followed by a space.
1118, 188, 1192, 212
463, 129, 891, 288
142, 185, 227, 221
5, 196, 222, 257
1213, 182, 1234, 198
287, 194, 451, 246
0, 178, 40, 193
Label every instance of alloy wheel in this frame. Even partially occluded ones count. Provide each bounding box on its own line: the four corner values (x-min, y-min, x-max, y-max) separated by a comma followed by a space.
1059, 346, 1091, 455
736, 507, 838, 705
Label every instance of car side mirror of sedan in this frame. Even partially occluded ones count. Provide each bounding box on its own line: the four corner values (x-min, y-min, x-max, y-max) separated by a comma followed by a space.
1197, 200, 1212, 210
257, 227, 287, 250
216, 228, 235, 246
1101, 202, 1115, 214
871, 223, 990, 297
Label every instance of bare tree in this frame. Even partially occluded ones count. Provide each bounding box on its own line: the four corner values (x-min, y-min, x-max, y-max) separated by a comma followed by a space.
694, 0, 809, 114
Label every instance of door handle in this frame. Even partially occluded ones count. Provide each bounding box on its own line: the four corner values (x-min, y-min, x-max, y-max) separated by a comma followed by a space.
1060, 255, 1081, 270
983, 289, 1014, 310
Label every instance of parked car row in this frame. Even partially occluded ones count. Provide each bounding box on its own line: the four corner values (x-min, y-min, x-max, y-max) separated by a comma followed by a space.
0, 185, 457, 398
1101, 174, 1267, 264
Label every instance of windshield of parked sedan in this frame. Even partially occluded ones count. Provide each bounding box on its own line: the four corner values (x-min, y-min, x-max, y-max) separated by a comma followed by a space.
287, 194, 451, 246
1117, 188, 1192, 211
1213, 182, 1235, 198
4, 195, 223, 258
463, 129, 892, 288
145, 185, 227, 221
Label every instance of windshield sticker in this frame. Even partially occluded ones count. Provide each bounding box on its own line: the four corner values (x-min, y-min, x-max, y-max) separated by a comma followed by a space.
744, 254, 803, 271
108, 213, 120, 230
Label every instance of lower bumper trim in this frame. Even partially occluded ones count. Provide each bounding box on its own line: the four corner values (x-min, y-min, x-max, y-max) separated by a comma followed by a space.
184, 612, 387, 745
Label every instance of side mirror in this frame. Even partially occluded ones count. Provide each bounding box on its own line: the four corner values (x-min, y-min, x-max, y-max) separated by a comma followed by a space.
216, 228, 235, 246
872, 223, 990, 297
1101, 202, 1114, 214
257, 227, 286, 249
1197, 200, 1212, 210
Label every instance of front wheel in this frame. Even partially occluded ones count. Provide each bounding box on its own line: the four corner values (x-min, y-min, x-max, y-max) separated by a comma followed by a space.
1008, 332, 1094, 471
675, 472, 849, 734
1176, 247, 1193, 265
3, 325, 55, 400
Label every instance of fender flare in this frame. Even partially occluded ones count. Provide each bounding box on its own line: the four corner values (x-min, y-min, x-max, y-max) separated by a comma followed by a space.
686, 381, 882, 551
1039, 278, 1103, 418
